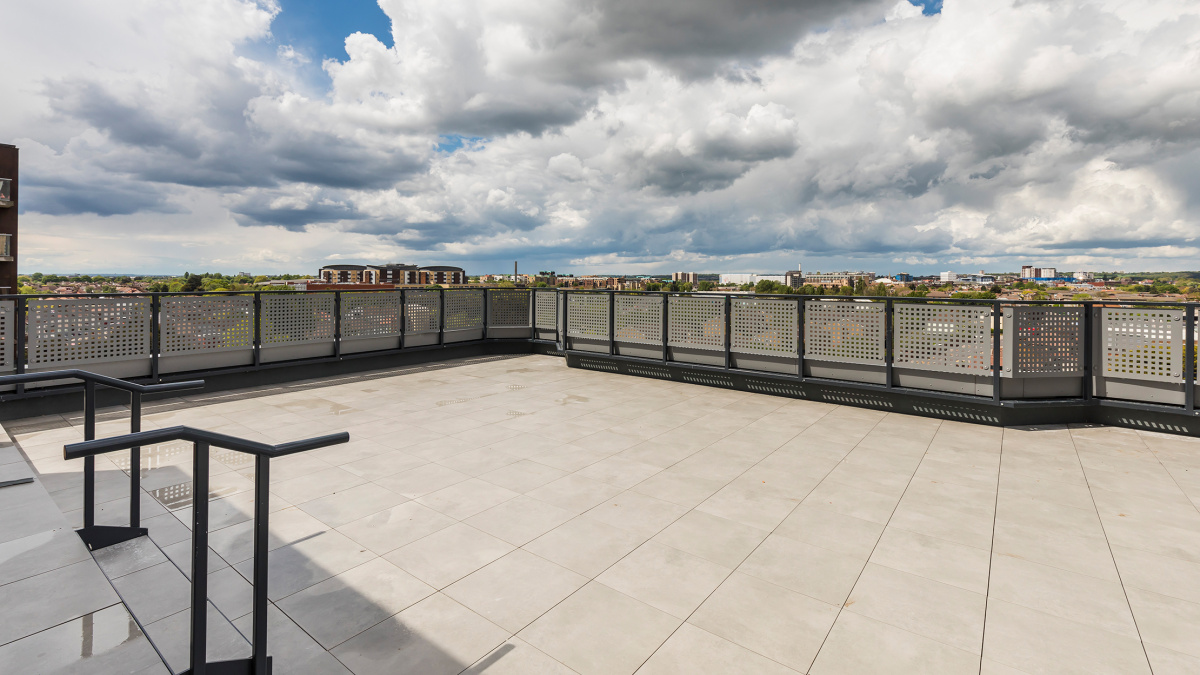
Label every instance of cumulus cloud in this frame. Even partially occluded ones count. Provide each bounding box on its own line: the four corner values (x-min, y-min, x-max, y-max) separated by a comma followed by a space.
4, 0, 1200, 273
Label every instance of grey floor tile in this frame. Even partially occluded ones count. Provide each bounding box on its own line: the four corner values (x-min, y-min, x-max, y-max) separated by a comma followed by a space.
652, 510, 768, 569
524, 515, 647, 578
294, 482, 409, 528
372, 463, 472, 499
844, 563, 986, 654
0, 560, 120, 646
112, 561, 192, 624
634, 623, 799, 674
337, 501, 457, 554
332, 593, 508, 675
981, 599, 1152, 675
520, 582, 681, 675
810, 611, 980, 675
234, 602, 354, 674
869, 527, 991, 594
143, 601, 251, 673
585, 491, 689, 538
0, 527, 91, 586
738, 534, 865, 605
689, 572, 837, 672
774, 503, 885, 559
0, 603, 167, 675
527, 474, 624, 514
384, 522, 515, 589
478, 459, 568, 493
233, 529, 376, 601
629, 471, 727, 509
1125, 586, 1200, 659
278, 557, 434, 648
445, 549, 588, 632
988, 554, 1140, 639
463, 637, 580, 675
597, 541, 731, 619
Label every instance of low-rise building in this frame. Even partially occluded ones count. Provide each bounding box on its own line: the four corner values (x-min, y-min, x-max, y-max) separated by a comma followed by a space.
802, 271, 875, 287
318, 264, 465, 286
672, 272, 699, 284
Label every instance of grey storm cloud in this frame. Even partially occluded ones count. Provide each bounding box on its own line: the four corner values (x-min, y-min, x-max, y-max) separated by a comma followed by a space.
8, 0, 1200, 273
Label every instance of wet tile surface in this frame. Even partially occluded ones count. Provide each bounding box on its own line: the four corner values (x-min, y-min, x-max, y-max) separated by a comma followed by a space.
4, 354, 1200, 674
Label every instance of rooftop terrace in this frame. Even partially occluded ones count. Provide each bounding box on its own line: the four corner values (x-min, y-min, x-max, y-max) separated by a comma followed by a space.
2, 353, 1200, 674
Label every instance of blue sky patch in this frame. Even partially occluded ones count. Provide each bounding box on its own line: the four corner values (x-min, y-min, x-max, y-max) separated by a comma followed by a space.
272, 0, 393, 62
437, 135, 487, 153
909, 0, 943, 15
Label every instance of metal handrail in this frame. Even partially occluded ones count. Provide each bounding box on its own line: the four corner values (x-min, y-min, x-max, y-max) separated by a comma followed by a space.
64, 427, 349, 675
0, 370, 205, 550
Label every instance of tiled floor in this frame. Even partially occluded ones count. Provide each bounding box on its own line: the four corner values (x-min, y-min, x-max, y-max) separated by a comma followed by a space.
3, 354, 1200, 674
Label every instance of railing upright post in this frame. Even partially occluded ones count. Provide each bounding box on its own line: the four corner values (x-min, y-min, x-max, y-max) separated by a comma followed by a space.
884, 298, 894, 389
400, 288, 407, 350
1186, 304, 1195, 414
992, 300, 1002, 403
562, 290, 569, 351
83, 379, 96, 531
483, 289, 490, 338
723, 294, 731, 370
608, 291, 615, 356
130, 391, 141, 528
797, 297, 805, 381
251, 454, 271, 673
15, 296, 25, 396
438, 288, 445, 347
189, 441, 211, 675
334, 291, 342, 359
1083, 301, 1093, 402
150, 294, 160, 383
253, 292, 262, 368
661, 293, 669, 364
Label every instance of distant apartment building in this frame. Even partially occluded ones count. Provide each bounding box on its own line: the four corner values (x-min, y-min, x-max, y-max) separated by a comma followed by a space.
785, 270, 804, 288
893, 273, 913, 282
802, 271, 875, 287
318, 264, 466, 285
1021, 265, 1058, 279
0, 144, 17, 293
1074, 271, 1094, 281
672, 272, 699, 284
940, 271, 958, 282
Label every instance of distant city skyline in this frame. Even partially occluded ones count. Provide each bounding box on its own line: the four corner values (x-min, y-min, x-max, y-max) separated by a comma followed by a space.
6, 1, 1200, 275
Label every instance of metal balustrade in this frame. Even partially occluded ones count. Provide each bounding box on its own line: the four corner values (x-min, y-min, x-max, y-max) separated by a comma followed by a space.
0, 370, 205, 550
64, 426, 349, 675
0, 288, 1197, 432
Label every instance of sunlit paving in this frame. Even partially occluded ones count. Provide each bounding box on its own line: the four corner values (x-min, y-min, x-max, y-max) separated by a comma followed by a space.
3, 353, 1200, 674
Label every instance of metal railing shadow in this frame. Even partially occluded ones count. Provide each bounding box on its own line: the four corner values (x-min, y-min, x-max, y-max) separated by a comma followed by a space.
65, 426, 349, 675
0, 370, 205, 550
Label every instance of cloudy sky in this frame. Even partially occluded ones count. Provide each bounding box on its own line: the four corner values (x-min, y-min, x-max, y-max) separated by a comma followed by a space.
4, 0, 1200, 275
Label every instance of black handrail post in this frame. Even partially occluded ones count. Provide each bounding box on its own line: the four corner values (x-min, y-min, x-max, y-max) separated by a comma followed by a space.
334, 291, 342, 359
251, 453, 271, 673
83, 379, 96, 532
1186, 303, 1195, 414
483, 288, 490, 338
438, 288, 446, 347
130, 391, 141, 528
253, 292, 262, 368
562, 290, 569, 351
884, 298, 894, 389
189, 440, 210, 675
399, 288, 407, 349
661, 293, 669, 364
992, 300, 1002, 403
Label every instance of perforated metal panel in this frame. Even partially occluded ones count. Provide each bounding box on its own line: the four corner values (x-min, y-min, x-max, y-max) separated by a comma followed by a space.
0, 301, 12, 372
261, 294, 334, 345
894, 304, 992, 373
802, 301, 883, 364
1003, 306, 1083, 377
614, 295, 663, 345
161, 296, 253, 354
489, 290, 531, 327
27, 298, 151, 366
341, 292, 403, 339
667, 296, 725, 351
535, 291, 557, 329
566, 294, 610, 339
732, 298, 797, 356
1101, 308, 1183, 382
444, 290, 484, 331
405, 290, 441, 334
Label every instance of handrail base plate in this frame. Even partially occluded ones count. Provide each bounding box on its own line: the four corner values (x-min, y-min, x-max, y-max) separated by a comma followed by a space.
77, 525, 148, 551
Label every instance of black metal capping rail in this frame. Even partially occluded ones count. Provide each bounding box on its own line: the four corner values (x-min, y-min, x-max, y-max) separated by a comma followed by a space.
0, 288, 1197, 433
0, 370, 204, 549
64, 426, 349, 675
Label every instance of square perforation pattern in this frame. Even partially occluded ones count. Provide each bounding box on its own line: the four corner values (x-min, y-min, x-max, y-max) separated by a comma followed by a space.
667, 296, 725, 351
894, 304, 992, 373
732, 298, 797, 356
535, 291, 558, 329
0, 301, 12, 371
261, 294, 334, 346
405, 290, 441, 334
341, 292, 403, 339
1007, 306, 1084, 377
27, 298, 151, 365
567, 294, 611, 339
161, 296, 254, 354
489, 290, 531, 327
614, 295, 663, 345
444, 290, 484, 331
1101, 308, 1183, 382
803, 301, 883, 364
